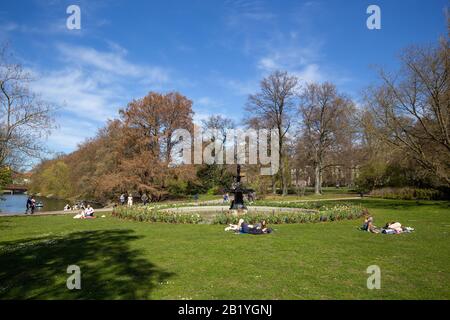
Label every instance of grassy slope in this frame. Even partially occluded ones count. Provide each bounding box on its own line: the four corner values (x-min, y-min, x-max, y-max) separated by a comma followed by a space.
0, 199, 449, 300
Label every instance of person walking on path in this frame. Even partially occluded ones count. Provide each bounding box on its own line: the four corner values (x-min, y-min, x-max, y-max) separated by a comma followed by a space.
25, 196, 32, 214
127, 194, 133, 207
141, 193, 149, 205
119, 193, 126, 206
30, 197, 36, 214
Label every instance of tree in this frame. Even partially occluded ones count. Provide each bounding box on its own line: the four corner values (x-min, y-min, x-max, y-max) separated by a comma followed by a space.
365, 39, 450, 185
298, 82, 355, 194
0, 165, 12, 190
119, 92, 193, 162
115, 91, 195, 199
243, 116, 273, 196
0, 44, 55, 169
201, 115, 235, 145
200, 114, 235, 188
161, 92, 194, 164
29, 91, 196, 203
246, 70, 298, 195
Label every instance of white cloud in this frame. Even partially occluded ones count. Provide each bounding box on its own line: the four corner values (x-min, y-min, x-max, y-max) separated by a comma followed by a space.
192, 111, 233, 126
26, 42, 174, 153
57, 43, 170, 83
195, 97, 223, 109
31, 68, 122, 121
256, 44, 317, 73
221, 78, 259, 96
293, 64, 322, 83
46, 117, 98, 151
31, 42, 172, 121
256, 31, 323, 73
224, 0, 276, 27
193, 111, 212, 125
257, 57, 278, 71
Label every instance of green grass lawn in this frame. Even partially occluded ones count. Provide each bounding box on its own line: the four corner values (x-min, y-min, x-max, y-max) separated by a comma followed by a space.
0, 199, 449, 299
270, 186, 358, 200
175, 187, 359, 203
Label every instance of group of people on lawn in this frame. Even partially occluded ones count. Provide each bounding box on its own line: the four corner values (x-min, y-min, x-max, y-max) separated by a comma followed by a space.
362, 215, 414, 234
72, 204, 95, 219
71, 192, 149, 220
225, 218, 273, 235
223, 213, 413, 235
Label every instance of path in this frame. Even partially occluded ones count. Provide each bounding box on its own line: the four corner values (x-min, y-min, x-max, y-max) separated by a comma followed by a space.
0, 207, 113, 217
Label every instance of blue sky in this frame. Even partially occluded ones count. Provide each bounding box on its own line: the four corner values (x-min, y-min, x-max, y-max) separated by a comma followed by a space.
1, 0, 448, 155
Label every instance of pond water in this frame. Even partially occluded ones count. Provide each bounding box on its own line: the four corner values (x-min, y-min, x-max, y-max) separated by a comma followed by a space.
0, 194, 69, 214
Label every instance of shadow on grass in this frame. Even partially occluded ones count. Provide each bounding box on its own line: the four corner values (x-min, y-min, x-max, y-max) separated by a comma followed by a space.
0, 229, 174, 299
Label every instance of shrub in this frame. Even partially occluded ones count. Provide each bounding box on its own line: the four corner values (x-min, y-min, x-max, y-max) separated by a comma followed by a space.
167, 180, 189, 196
207, 186, 221, 195
369, 187, 444, 200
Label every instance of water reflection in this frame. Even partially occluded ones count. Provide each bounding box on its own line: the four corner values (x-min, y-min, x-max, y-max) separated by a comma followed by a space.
0, 194, 84, 214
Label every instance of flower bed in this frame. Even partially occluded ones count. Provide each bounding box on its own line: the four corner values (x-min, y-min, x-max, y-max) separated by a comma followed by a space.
213, 203, 366, 225
113, 203, 367, 225
112, 205, 204, 224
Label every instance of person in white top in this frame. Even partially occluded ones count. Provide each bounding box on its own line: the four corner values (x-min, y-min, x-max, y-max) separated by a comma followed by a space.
127, 195, 133, 207
84, 205, 95, 217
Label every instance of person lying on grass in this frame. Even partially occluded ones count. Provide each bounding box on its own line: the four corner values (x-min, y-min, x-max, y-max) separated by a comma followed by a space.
225, 219, 272, 234
383, 222, 414, 234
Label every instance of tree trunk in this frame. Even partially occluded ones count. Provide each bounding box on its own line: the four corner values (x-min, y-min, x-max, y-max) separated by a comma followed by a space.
271, 175, 276, 194
279, 127, 288, 196
281, 164, 288, 196
314, 163, 322, 195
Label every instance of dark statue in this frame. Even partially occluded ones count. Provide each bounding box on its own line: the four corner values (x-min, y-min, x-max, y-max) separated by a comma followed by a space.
228, 164, 253, 210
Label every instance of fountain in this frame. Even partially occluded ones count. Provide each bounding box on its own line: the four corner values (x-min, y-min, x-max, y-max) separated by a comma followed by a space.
228, 164, 253, 212
157, 165, 316, 221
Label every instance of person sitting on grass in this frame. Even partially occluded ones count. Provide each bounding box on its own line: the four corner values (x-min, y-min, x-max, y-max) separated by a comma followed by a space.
73, 205, 95, 219
83, 205, 95, 218
361, 215, 380, 233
